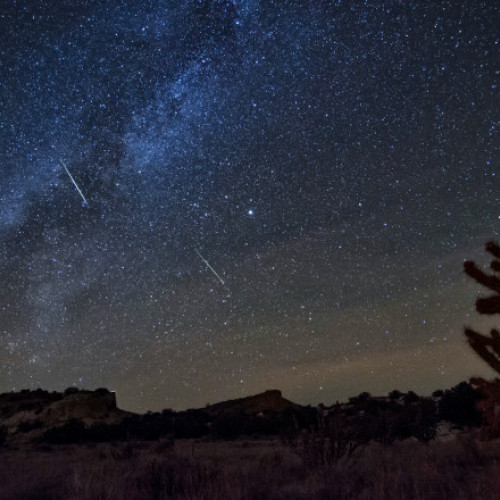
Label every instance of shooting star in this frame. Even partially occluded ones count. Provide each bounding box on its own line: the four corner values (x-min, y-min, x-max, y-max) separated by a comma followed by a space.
59, 159, 88, 206
195, 249, 225, 286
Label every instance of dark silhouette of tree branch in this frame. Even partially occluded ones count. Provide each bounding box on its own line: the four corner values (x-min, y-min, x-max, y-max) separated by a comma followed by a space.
463, 261, 500, 297
464, 241, 500, 374
486, 241, 500, 259
465, 328, 500, 374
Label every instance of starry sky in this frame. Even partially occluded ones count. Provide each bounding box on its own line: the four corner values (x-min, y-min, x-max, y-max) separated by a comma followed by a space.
0, 0, 499, 413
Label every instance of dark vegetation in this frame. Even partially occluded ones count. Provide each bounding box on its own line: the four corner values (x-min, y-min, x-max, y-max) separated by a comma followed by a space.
3, 383, 489, 499
463, 241, 500, 438
439, 381, 483, 427
35, 382, 482, 446
0, 388, 62, 419
2, 434, 500, 500
0, 425, 7, 447
464, 241, 500, 372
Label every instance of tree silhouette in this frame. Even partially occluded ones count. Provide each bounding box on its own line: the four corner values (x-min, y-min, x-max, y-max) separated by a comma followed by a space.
464, 241, 500, 374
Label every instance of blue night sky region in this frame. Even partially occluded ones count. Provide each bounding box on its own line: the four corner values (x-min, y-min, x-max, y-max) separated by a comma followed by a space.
0, 0, 498, 412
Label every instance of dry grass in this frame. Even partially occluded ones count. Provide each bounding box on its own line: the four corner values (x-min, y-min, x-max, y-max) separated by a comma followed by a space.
1, 435, 500, 499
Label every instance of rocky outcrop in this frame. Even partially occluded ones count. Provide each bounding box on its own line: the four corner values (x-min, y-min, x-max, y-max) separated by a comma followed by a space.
43, 389, 120, 425
205, 390, 300, 416
0, 388, 130, 438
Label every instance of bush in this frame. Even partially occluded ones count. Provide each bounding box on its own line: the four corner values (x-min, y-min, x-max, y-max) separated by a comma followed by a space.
63, 387, 80, 396
0, 425, 7, 446
174, 411, 209, 439
348, 397, 437, 443
212, 414, 244, 440
439, 381, 483, 427
404, 391, 420, 404
44, 419, 86, 444
389, 390, 403, 400
349, 392, 371, 405
86, 422, 127, 442
17, 419, 43, 433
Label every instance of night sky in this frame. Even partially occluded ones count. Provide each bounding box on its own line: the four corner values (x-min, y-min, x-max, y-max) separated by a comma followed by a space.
1, 1, 499, 413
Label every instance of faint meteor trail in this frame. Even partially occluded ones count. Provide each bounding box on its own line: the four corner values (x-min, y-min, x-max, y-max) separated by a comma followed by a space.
59, 159, 88, 206
195, 249, 225, 285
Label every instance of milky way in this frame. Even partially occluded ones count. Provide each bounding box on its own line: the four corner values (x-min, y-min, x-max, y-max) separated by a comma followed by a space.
1, 1, 498, 412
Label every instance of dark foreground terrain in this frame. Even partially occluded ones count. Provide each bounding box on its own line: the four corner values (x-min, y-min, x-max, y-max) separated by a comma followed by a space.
2, 435, 500, 499
1, 382, 499, 499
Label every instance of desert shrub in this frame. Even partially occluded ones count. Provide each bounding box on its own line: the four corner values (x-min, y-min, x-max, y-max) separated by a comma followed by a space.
212, 413, 245, 440
349, 391, 371, 405
282, 406, 321, 432
352, 407, 396, 444
384, 399, 436, 442
407, 399, 438, 441
210, 407, 314, 440
247, 414, 283, 436
349, 398, 437, 443
17, 419, 43, 433
174, 410, 209, 439
134, 414, 167, 441
0, 425, 7, 446
389, 389, 403, 400
44, 419, 86, 444
121, 413, 175, 441
286, 406, 361, 469
404, 391, 421, 404
439, 381, 483, 427
109, 442, 136, 460
145, 412, 176, 440
142, 459, 181, 499
55, 412, 179, 443
18, 401, 43, 412
63, 387, 80, 396
86, 422, 127, 442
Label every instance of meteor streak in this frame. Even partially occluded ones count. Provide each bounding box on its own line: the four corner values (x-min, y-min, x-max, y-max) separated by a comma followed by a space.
195, 249, 225, 285
59, 159, 88, 206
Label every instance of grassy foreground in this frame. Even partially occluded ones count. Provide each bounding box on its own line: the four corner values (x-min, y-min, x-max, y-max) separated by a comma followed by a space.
2, 435, 500, 499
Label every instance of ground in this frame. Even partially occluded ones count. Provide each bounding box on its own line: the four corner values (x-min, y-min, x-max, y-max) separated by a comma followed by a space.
2, 434, 500, 499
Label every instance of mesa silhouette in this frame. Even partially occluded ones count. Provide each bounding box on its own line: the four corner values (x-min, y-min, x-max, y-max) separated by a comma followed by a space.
0, 383, 484, 446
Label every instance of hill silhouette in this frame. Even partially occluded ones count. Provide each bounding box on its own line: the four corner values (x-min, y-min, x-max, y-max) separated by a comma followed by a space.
0, 382, 485, 446
204, 389, 300, 416
0, 388, 131, 443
